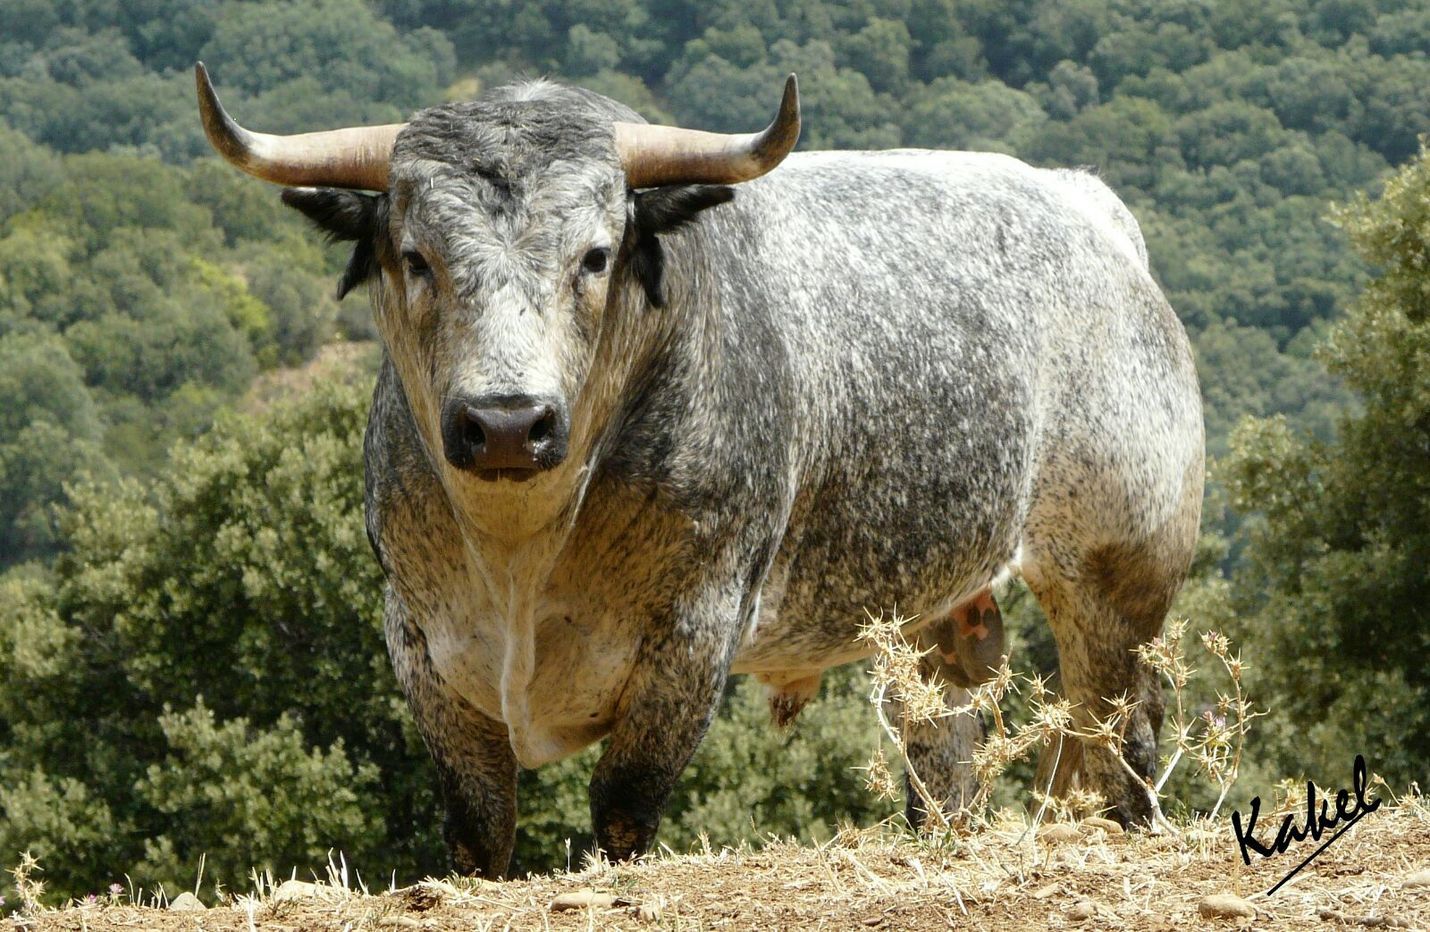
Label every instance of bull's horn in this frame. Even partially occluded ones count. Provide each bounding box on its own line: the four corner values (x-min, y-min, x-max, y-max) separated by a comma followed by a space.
614, 74, 800, 188
195, 62, 404, 191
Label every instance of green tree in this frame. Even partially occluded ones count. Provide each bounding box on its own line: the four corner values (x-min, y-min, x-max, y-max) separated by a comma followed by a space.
1224, 143, 1430, 786
902, 76, 1047, 152
198, 0, 454, 118
0, 381, 437, 899
0, 123, 62, 224
0, 331, 110, 562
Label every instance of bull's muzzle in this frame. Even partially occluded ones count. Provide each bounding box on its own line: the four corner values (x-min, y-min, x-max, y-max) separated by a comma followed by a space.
441, 394, 569, 481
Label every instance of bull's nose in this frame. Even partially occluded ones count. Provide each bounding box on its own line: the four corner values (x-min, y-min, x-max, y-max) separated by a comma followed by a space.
441, 394, 569, 478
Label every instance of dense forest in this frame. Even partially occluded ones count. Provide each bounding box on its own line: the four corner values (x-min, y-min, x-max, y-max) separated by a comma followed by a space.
1, 0, 1426, 902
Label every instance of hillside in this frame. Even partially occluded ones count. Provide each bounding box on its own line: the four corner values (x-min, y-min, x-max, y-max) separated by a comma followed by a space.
5, 0, 1429, 569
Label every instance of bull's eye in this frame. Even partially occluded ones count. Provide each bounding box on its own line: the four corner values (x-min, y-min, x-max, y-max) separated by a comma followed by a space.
403, 250, 431, 277
581, 247, 610, 275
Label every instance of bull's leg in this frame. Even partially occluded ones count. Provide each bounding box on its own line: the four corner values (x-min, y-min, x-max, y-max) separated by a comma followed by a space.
588, 589, 744, 861
1023, 539, 1187, 826
385, 595, 518, 877
892, 593, 1003, 829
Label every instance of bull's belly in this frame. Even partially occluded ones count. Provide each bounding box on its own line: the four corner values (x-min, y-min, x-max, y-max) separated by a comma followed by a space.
732, 517, 1023, 675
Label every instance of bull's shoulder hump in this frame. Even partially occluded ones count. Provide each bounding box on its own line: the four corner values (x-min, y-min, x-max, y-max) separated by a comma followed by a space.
760, 150, 1148, 270
773, 148, 1035, 186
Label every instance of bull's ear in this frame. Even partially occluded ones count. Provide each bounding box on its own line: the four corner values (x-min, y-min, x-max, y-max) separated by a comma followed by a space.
281, 187, 381, 300
629, 184, 734, 307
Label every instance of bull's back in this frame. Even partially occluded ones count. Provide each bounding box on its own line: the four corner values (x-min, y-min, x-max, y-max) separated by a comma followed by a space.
722, 150, 1198, 671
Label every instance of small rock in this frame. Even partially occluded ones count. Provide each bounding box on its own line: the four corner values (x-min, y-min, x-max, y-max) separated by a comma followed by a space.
1031, 883, 1061, 899
273, 879, 322, 902
550, 889, 618, 912
1081, 817, 1125, 835
169, 892, 206, 912
1404, 868, 1430, 889
1198, 893, 1256, 920
1066, 900, 1096, 921
1038, 823, 1081, 844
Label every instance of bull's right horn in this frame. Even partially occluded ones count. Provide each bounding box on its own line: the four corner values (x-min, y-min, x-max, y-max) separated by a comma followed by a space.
614, 74, 801, 189
195, 62, 403, 191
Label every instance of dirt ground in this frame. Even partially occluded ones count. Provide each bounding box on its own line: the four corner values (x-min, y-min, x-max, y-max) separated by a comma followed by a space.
12, 802, 1428, 931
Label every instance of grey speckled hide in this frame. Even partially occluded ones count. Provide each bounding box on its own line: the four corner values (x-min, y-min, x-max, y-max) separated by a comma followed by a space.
296, 82, 1202, 876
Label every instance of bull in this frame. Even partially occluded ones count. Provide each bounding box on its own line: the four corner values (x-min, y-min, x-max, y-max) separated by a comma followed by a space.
195, 63, 1203, 876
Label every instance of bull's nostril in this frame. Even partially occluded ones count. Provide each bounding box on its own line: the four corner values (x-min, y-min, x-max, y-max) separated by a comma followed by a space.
528, 410, 555, 445
463, 409, 485, 449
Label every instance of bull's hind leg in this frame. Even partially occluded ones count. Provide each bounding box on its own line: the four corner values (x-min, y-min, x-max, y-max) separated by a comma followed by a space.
1022, 523, 1197, 825
891, 590, 1005, 829
892, 637, 982, 829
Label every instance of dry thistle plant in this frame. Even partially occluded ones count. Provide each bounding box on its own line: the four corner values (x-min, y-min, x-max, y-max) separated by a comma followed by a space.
857, 609, 957, 832
1136, 620, 1263, 819
857, 609, 1077, 834
960, 666, 1075, 823
7, 850, 45, 920
860, 607, 1262, 836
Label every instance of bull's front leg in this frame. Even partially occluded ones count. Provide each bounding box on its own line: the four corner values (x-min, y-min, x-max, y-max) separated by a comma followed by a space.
385, 593, 518, 877
588, 582, 746, 861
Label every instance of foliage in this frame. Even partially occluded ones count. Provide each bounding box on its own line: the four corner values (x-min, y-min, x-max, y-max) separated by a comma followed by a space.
1223, 142, 1430, 788
0, 382, 429, 899
0, 140, 346, 565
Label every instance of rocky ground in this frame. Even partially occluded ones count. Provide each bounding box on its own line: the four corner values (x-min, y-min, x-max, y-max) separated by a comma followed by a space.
10, 802, 1428, 930
13, 292, 1422, 932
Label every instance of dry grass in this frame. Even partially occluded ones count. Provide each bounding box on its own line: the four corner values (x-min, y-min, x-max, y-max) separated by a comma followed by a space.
11, 803, 1428, 930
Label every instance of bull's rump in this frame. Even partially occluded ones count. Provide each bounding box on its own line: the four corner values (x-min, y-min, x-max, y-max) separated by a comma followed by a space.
724, 150, 1201, 672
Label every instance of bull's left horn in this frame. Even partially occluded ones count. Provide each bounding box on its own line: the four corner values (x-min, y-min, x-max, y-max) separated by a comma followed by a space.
195, 62, 404, 191
614, 74, 800, 189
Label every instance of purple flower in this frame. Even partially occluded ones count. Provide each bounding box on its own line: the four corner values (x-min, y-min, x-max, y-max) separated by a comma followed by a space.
84, 893, 97, 905
109, 884, 123, 896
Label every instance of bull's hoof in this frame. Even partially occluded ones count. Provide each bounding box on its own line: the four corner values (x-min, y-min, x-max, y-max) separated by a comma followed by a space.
595, 813, 658, 862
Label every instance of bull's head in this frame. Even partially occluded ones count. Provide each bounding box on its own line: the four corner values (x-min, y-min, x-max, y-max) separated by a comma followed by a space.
196, 65, 798, 514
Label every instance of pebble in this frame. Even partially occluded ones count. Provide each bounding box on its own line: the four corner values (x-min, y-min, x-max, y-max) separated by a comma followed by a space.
272, 879, 322, 902
1066, 899, 1096, 920
1081, 817, 1125, 835
1403, 868, 1430, 889
1038, 823, 1082, 844
550, 889, 618, 912
1197, 893, 1255, 919
168, 892, 206, 912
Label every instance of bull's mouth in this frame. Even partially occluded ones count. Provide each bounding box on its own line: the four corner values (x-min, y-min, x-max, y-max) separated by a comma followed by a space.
474, 467, 540, 483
